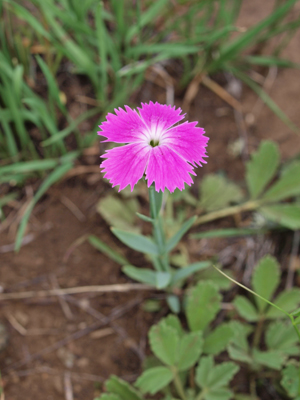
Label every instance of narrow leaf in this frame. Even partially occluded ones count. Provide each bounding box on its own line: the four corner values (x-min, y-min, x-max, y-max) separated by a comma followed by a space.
122, 266, 156, 286
171, 261, 211, 285
112, 228, 159, 255
89, 235, 129, 265
166, 216, 197, 252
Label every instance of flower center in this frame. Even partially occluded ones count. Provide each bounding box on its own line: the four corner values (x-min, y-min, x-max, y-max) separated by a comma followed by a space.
149, 139, 160, 147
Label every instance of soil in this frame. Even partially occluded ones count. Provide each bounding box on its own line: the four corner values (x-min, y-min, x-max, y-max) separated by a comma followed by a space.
1, 1, 300, 399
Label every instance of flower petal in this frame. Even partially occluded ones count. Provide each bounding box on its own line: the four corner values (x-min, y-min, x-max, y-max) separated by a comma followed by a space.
138, 102, 185, 135
98, 105, 148, 143
164, 121, 208, 166
145, 145, 195, 193
101, 143, 150, 191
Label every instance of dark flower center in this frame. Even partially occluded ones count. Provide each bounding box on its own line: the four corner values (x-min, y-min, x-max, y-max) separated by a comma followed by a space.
149, 139, 160, 147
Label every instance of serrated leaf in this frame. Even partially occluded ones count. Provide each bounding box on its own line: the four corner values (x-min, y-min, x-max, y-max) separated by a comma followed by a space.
163, 315, 183, 337
97, 196, 140, 233
233, 296, 258, 322
252, 255, 280, 313
227, 345, 252, 364
207, 362, 239, 389
262, 161, 300, 202
195, 356, 214, 387
252, 349, 286, 370
112, 228, 159, 255
260, 204, 300, 230
135, 366, 173, 395
227, 322, 252, 364
281, 365, 299, 397
177, 332, 203, 371
186, 281, 221, 332
199, 174, 243, 212
246, 141, 280, 199
267, 288, 300, 318
149, 320, 179, 366
166, 216, 197, 252
266, 321, 299, 355
203, 324, 234, 355
122, 266, 156, 286
106, 376, 142, 400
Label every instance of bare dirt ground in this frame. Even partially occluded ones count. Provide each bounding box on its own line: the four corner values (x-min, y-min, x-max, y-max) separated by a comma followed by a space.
0, 1, 300, 399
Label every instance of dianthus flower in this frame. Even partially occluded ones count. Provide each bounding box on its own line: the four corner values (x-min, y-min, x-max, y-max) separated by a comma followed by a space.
99, 102, 208, 192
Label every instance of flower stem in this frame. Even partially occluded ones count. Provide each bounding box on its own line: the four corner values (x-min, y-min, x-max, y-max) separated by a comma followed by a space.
195, 200, 261, 226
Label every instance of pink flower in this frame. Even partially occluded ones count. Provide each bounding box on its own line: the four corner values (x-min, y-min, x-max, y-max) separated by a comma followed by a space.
99, 102, 208, 192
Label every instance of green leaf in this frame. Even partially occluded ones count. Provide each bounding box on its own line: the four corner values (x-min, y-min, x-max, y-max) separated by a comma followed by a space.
197, 268, 233, 290
166, 216, 197, 252
171, 261, 211, 285
260, 204, 300, 230
186, 281, 221, 332
203, 324, 234, 355
227, 322, 252, 364
122, 266, 156, 286
88, 235, 129, 265
149, 320, 179, 366
136, 213, 154, 223
112, 228, 159, 255
281, 364, 299, 398
97, 196, 140, 233
205, 388, 233, 400
190, 227, 268, 239
163, 315, 183, 337
265, 321, 299, 355
195, 356, 214, 388
166, 295, 181, 314
262, 161, 300, 202
155, 272, 171, 289
233, 296, 258, 322
135, 367, 173, 395
252, 255, 280, 313
97, 394, 120, 400
266, 288, 300, 318
199, 174, 243, 212
106, 376, 142, 400
246, 141, 280, 199
177, 332, 203, 371
207, 362, 239, 389
149, 185, 163, 219
253, 349, 286, 370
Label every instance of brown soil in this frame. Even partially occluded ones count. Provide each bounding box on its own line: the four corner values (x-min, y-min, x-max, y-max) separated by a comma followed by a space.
1, 1, 300, 399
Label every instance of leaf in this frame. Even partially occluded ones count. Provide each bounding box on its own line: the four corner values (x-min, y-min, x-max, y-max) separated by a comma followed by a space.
186, 281, 221, 332
177, 332, 203, 371
265, 321, 299, 355
233, 296, 258, 322
197, 268, 233, 290
252, 349, 286, 370
166, 216, 197, 252
106, 376, 142, 400
171, 261, 211, 285
112, 228, 159, 255
88, 235, 129, 265
266, 288, 300, 318
122, 266, 156, 286
262, 161, 300, 202
149, 320, 179, 366
252, 255, 280, 313
207, 362, 239, 389
245, 141, 280, 199
191, 227, 268, 239
97, 196, 140, 233
97, 394, 120, 400
205, 388, 233, 400
195, 356, 214, 387
199, 174, 243, 212
260, 204, 300, 230
281, 364, 299, 398
203, 324, 234, 355
135, 366, 173, 395
163, 315, 183, 337
155, 272, 171, 289
166, 295, 181, 314
227, 322, 252, 364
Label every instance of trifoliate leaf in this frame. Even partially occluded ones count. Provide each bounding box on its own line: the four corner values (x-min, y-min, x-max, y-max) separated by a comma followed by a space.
186, 281, 221, 332
135, 367, 173, 395
246, 141, 280, 199
281, 364, 299, 397
163, 314, 183, 337
252, 255, 280, 313
266, 288, 300, 318
260, 204, 300, 230
265, 321, 299, 355
205, 388, 233, 400
195, 356, 214, 387
252, 349, 286, 370
177, 332, 203, 371
105, 376, 143, 400
207, 362, 239, 389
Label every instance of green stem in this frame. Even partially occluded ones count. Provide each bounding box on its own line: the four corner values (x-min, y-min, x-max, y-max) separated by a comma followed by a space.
195, 200, 261, 226
172, 368, 187, 400
252, 315, 265, 348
